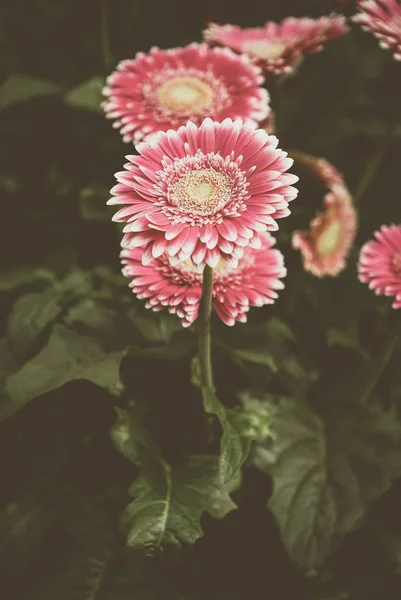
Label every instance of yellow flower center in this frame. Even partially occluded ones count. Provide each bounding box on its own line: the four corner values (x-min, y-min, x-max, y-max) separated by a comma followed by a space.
242, 40, 287, 60
172, 169, 231, 215
316, 219, 343, 255
157, 76, 213, 114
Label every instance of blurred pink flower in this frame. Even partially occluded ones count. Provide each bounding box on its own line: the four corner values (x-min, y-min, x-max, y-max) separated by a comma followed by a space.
108, 118, 298, 268
121, 232, 286, 327
203, 14, 349, 75
291, 153, 357, 277
359, 224, 401, 308
102, 43, 270, 143
353, 0, 401, 61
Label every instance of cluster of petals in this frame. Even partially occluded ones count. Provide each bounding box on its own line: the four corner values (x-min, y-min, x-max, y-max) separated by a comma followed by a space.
291, 153, 357, 277
121, 232, 286, 327
108, 118, 298, 269
353, 0, 401, 61
203, 14, 349, 75
102, 43, 270, 143
358, 224, 401, 308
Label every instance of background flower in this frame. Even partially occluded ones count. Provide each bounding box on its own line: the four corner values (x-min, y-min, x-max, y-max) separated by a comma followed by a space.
108, 118, 298, 268
203, 14, 349, 75
102, 43, 270, 143
359, 224, 401, 308
121, 232, 286, 327
291, 155, 357, 277
353, 0, 401, 61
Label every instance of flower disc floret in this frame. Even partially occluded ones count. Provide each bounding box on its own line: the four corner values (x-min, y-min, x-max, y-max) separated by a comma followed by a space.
102, 43, 270, 143
121, 232, 286, 327
203, 14, 349, 74
358, 224, 401, 308
108, 118, 298, 268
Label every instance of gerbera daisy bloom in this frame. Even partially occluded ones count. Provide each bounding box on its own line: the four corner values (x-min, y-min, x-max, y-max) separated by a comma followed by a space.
108, 118, 298, 268
291, 154, 357, 277
102, 43, 270, 143
203, 14, 349, 75
121, 232, 286, 327
358, 224, 401, 308
353, 0, 401, 61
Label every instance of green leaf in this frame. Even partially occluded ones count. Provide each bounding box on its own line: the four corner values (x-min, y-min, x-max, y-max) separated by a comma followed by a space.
253, 397, 401, 569
202, 387, 272, 484
1, 324, 125, 420
0, 267, 54, 292
123, 454, 237, 549
79, 185, 111, 222
111, 409, 238, 551
218, 318, 314, 394
64, 76, 104, 112
110, 408, 162, 468
0, 75, 62, 109
7, 288, 63, 357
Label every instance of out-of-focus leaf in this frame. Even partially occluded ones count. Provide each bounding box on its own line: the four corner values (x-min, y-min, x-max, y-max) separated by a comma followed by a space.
123, 454, 237, 549
0, 268, 54, 292
127, 304, 184, 345
253, 397, 401, 569
0, 75, 61, 109
7, 289, 63, 357
64, 76, 104, 112
1, 325, 125, 420
218, 318, 314, 394
79, 185, 111, 221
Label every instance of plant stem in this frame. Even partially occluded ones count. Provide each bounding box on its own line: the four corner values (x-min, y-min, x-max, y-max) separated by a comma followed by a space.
198, 265, 214, 389
360, 330, 398, 405
101, 0, 112, 71
353, 125, 395, 205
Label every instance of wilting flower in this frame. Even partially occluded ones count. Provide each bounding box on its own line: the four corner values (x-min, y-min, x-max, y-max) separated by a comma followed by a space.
353, 0, 401, 61
203, 14, 349, 75
121, 232, 286, 327
108, 118, 298, 268
291, 154, 357, 277
102, 43, 270, 143
359, 224, 401, 308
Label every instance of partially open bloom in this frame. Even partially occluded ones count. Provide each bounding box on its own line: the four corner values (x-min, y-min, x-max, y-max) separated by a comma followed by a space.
108, 118, 298, 268
353, 0, 401, 61
203, 14, 349, 75
121, 232, 286, 327
102, 43, 270, 143
291, 154, 357, 277
359, 224, 401, 308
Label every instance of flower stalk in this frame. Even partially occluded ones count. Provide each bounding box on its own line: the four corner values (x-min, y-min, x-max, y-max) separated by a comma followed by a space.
198, 265, 214, 389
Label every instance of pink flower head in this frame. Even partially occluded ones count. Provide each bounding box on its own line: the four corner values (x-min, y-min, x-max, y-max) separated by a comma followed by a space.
108, 118, 298, 268
121, 232, 286, 327
203, 14, 349, 75
359, 224, 401, 308
102, 43, 270, 143
291, 154, 357, 277
353, 0, 401, 61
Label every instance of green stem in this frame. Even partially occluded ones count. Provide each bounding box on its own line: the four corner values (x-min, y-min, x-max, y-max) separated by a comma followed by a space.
360, 331, 398, 405
198, 265, 214, 389
100, 0, 112, 71
353, 125, 395, 205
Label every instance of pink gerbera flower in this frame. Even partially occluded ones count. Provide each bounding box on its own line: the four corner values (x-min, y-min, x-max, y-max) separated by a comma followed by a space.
203, 14, 349, 75
108, 118, 298, 268
359, 224, 401, 308
121, 232, 286, 327
291, 154, 357, 277
102, 43, 270, 143
353, 0, 401, 61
